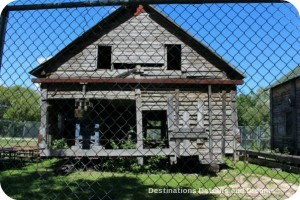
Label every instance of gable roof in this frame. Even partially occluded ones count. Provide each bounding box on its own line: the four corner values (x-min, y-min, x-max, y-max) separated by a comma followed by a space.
29, 4, 245, 80
271, 65, 300, 88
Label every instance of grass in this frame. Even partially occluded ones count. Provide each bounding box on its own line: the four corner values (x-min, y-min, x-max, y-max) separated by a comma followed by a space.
0, 138, 38, 147
0, 158, 299, 200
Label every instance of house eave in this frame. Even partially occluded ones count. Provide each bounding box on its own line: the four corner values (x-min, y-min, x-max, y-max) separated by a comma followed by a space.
32, 78, 244, 85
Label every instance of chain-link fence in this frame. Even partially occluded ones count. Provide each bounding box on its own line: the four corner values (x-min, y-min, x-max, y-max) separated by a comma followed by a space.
0, 120, 40, 138
239, 125, 271, 151
0, 0, 299, 199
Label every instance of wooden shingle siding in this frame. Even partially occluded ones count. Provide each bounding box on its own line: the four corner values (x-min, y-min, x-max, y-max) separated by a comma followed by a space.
54, 12, 224, 79
296, 78, 300, 153
141, 89, 235, 153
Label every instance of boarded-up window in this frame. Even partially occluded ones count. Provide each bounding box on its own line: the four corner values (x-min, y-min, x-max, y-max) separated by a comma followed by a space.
97, 46, 111, 69
166, 44, 181, 70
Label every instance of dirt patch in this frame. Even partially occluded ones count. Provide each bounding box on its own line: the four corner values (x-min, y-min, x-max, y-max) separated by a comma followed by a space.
214, 174, 298, 200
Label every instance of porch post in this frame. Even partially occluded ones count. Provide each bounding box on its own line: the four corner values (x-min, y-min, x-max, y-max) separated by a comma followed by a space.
208, 85, 213, 160
135, 89, 143, 165
39, 89, 50, 156
231, 90, 239, 161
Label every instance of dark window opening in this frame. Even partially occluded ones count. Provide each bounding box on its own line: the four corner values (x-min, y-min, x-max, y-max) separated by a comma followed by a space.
140, 63, 164, 68
97, 46, 111, 69
166, 44, 181, 70
113, 63, 136, 69
142, 110, 168, 148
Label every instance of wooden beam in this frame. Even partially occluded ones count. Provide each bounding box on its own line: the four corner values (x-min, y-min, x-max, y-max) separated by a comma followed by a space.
247, 157, 300, 174
32, 78, 244, 85
39, 89, 51, 150
135, 89, 144, 165
231, 90, 239, 161
270, 88, 274, 150
6, 1, 287, 11
221, 90, 226, 156
167, 95, 177, 164
41, 148, 174, 157
208, 85, 213, 159
197, 99, 204, 128
174, 89, 180, 128
167, 95, 175, 131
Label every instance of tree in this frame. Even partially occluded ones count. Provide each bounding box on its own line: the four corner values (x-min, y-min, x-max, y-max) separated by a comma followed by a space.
0, 85, 40, 122
237, 89, 270, 126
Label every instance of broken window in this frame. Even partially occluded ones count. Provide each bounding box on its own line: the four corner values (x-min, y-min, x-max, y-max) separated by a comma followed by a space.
166, 44, 181, 70
97, 46, 112, 69
143, 110, 168, 148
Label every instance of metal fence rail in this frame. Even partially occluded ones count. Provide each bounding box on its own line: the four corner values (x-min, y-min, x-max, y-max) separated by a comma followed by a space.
239, 125, 271, 151
0, 1, 299, 200
0, 120, 40, 138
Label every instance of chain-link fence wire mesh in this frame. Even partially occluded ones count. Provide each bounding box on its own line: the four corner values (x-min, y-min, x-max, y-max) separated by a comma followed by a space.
0, 1, 299, 199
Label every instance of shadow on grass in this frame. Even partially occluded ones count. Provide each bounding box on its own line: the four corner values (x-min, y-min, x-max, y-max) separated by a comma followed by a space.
1, 167, 216, 200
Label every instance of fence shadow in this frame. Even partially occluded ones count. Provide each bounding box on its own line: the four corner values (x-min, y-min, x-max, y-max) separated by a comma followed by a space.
0, 160, 217, 200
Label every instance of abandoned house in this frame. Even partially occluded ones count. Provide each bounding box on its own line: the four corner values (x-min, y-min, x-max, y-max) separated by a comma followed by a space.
30, 4, 245, 165
270, 65, 300, 155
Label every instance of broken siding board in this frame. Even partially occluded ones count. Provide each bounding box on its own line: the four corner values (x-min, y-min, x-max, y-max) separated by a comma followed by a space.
47, 91, 136, 100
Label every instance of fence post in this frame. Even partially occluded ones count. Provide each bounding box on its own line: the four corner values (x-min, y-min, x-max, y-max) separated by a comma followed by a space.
0, 9, 9, 72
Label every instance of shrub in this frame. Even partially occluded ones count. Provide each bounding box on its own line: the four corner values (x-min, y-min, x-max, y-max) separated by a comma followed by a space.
52, 139, 69, 149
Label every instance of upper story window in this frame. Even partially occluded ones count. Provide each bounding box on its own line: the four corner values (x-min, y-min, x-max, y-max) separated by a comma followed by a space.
166, 44, 181, 70
97, 46, 112, 69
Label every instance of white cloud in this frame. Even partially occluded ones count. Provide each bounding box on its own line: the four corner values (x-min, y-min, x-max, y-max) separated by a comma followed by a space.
37, 56, 52, 64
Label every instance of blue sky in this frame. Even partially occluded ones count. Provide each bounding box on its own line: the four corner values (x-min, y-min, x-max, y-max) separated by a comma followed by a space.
0, 2, 299, 94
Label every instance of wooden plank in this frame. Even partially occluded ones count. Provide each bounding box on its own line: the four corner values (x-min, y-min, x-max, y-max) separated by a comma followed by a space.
243, 150, 300, 165
170, 132, 208, 139
41, 148, 174, 157
47, 90, 135, 100
230, 90, 239, 160
167, 95, 175, 131
175, 89, 180, 128
34, 78, 244, 85
135, 89, 143, 165
247, 157, 300, 174
208, 85, 213, 159
221, 90, 226, 155
39, 89, 49, 149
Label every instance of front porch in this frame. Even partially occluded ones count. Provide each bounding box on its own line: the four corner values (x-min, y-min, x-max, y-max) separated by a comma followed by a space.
39, 87, 226, 165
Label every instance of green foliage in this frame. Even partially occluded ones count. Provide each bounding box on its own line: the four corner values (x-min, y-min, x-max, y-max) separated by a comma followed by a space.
52, 139, 69, 149
102, 137, 167, 173
250, 141, 260, 151
0, 85, 40, 122
237, 88, 270, 126
110, 135, 136, 149
273, 148, 280, 153
283, 147, 290, 155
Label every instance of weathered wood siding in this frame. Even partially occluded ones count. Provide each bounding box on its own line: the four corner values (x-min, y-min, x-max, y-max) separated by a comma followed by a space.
140, 89, 235, 154
50, 12, 225, 79
46, 87, 236, 154
296, 78, 300, 154
271, 78, 299, 154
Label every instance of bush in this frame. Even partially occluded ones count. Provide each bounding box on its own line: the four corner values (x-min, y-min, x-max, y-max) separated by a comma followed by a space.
100, 136, 168, 173
52, 139, 69, 149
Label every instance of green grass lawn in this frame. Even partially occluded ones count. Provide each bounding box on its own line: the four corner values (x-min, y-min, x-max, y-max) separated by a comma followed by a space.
0, 138, 37, 147
0, 158, 299, 200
